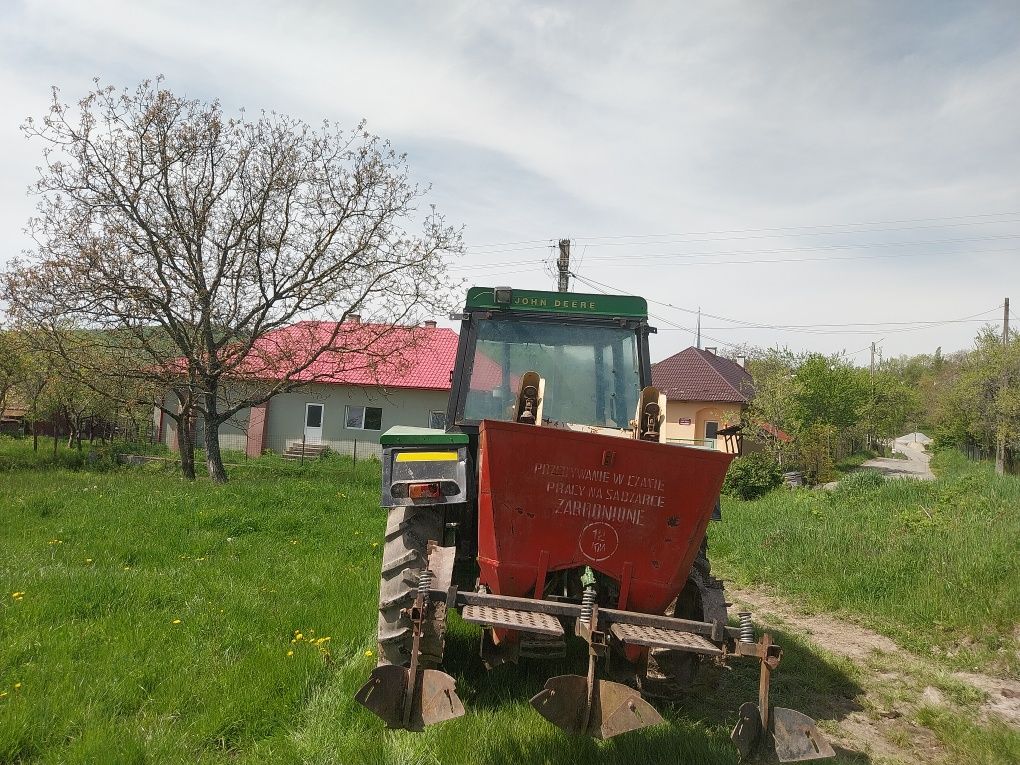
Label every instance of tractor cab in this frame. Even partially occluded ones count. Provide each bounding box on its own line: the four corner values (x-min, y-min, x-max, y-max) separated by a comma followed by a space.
445, 287, 654, 434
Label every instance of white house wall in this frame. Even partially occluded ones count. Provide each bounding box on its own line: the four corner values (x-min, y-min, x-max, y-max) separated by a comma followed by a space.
159, 384, 449, 455
263, 384, 449, 454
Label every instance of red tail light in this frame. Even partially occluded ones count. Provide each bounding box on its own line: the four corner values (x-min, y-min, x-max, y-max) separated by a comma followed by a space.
409, 482, 443, 500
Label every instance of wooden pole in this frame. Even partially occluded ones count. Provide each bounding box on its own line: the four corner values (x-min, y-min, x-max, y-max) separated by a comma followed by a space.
996, 297, 1010, 475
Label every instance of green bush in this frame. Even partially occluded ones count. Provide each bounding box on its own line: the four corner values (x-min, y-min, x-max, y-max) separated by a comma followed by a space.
834, 468, 884, 496
722, 452, 783, 500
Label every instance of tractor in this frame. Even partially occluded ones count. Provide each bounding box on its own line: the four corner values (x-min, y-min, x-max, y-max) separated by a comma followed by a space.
355, 286, 834, 762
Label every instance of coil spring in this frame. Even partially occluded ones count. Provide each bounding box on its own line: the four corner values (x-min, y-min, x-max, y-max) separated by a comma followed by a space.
580, 587, 596, 626
418, 569, 433, 599
738, 612, 754, 643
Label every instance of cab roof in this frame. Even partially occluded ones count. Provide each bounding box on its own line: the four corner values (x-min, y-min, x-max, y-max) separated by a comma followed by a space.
465, 286, 648, 319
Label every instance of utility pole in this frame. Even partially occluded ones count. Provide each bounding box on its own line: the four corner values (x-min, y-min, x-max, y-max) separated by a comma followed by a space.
557, 239, 570, 292
696, 308, 702, 349
996, 297, 1010, 475
870, 342, 876, 377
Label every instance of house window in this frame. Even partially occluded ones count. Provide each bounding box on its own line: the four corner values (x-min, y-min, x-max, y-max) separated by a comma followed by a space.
704, 421, 719, 440
429, 410, 447, 430
345, 405, 383, 431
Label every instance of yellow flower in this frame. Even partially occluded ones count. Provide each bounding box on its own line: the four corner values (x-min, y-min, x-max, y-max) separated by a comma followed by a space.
84, 558, 93, 564
371, 542, 379, 548
287, 650, 294, 657
172, 619, 182, 625
364, 649, 374, 657
0, 691, 7, 698
13, 683, 21, 689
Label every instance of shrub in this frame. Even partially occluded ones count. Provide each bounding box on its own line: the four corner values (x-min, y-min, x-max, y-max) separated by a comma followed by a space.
723, 452, 783, 500
835, 469, 884, 496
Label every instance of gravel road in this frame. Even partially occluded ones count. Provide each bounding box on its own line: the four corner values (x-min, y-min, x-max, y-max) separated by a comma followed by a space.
861, 441, 934, 480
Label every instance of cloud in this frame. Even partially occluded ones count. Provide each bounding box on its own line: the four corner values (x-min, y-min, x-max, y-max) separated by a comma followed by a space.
1, 0, 1017, 358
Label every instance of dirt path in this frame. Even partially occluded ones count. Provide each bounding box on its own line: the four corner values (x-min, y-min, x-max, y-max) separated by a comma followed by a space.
728, 585, 1020, 764
860, 444, 934, 481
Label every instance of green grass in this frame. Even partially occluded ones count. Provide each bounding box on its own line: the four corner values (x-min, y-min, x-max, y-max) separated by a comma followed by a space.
0, 439, 868, 764
710, 450, 1020, 677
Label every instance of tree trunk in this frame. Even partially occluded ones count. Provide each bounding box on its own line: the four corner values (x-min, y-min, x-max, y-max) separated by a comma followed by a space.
203, 415, 228, 483
177, 415, 196, 481
53, 429, 58, 456
32, 420, 38, 452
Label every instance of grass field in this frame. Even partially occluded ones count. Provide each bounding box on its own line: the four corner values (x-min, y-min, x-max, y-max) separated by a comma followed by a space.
0, 438, 1015, 763
711, 450, 1020, 678
0, 439, 867, 764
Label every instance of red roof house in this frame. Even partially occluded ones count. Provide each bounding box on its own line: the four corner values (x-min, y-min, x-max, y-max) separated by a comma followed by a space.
159, 319, 459, 457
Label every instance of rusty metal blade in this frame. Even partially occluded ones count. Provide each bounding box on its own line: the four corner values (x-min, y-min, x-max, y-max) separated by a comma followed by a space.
355, 665, 408, 728
530, 676, 663, 739
355, 666, 465, 731
530, 675, 589, 734
730, 702, 763, 761
772, 707, 836, 762
417, 669, 465, 728
590, 679, 664, 740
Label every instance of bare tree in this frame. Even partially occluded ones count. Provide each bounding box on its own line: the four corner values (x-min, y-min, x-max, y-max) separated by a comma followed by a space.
3, 78, 462, 482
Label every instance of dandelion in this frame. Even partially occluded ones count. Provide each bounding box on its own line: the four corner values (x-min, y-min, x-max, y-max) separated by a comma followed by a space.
48, 539, 62, 545
84, 558, 93, 564
11, 592, 24, 601
371, 542, 379, 548
172, 619, 182, 625
13, 683, 21, 689
290, 540, 298, 545
287, 650, 294, 657
364, 649, 374, 657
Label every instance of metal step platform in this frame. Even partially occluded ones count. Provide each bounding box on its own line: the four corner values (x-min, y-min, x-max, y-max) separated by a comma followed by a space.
462, 604, 565, 636
610, 623, 723, 655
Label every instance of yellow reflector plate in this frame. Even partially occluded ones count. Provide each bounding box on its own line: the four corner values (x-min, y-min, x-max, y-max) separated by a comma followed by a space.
395, 451, 459, 462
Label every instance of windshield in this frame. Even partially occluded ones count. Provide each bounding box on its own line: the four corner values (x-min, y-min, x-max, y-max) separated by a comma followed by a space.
462, 319, 641, 428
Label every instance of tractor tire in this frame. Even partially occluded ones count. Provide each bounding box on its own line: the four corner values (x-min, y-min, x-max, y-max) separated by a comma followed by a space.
376, 505, 446, 668
641, 542, 726, 700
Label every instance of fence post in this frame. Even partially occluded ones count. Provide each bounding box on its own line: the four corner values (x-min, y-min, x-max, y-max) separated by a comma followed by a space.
353, 439, 358, 465
301, 434, 306, 466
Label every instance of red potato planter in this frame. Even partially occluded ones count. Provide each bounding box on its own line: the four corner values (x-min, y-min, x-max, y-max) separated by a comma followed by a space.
355, 287, 834, 762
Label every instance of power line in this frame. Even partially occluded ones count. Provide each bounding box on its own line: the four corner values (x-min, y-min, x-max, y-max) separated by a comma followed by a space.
579, 234, 1020, 263
571, 272, 1003, 336
450, 243, 1017, 273
465, 210, 1020, 251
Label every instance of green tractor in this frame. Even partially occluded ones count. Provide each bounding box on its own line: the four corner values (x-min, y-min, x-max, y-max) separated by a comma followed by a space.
355, 286, 833, 761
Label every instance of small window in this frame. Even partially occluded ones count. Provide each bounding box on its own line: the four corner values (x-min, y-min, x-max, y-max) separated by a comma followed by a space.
705, 421, 719, 440
429, 410, 447, 430
345, 405, 383, 431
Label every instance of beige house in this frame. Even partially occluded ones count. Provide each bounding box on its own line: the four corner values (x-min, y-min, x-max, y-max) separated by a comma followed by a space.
651, 347, 753, 454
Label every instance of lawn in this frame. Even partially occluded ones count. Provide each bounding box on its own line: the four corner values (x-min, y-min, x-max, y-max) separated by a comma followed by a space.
711, 450, 1020, 678
0, 439, 866, 764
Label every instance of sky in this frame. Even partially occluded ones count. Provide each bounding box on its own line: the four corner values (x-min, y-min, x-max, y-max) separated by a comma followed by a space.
1, 0, 1017, 364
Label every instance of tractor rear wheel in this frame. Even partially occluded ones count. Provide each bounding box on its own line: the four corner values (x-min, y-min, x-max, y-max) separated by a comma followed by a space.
641, 541, 726, 700
376, 505, 446, 667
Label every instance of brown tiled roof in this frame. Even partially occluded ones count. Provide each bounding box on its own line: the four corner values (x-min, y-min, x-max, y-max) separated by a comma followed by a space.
651, 347, 754, 403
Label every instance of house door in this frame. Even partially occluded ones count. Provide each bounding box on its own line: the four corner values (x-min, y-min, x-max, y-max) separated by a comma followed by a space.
304, 403, 324, 444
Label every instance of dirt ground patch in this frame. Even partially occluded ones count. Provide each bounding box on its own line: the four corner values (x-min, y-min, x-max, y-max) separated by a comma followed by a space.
728, 585, 1019, 763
